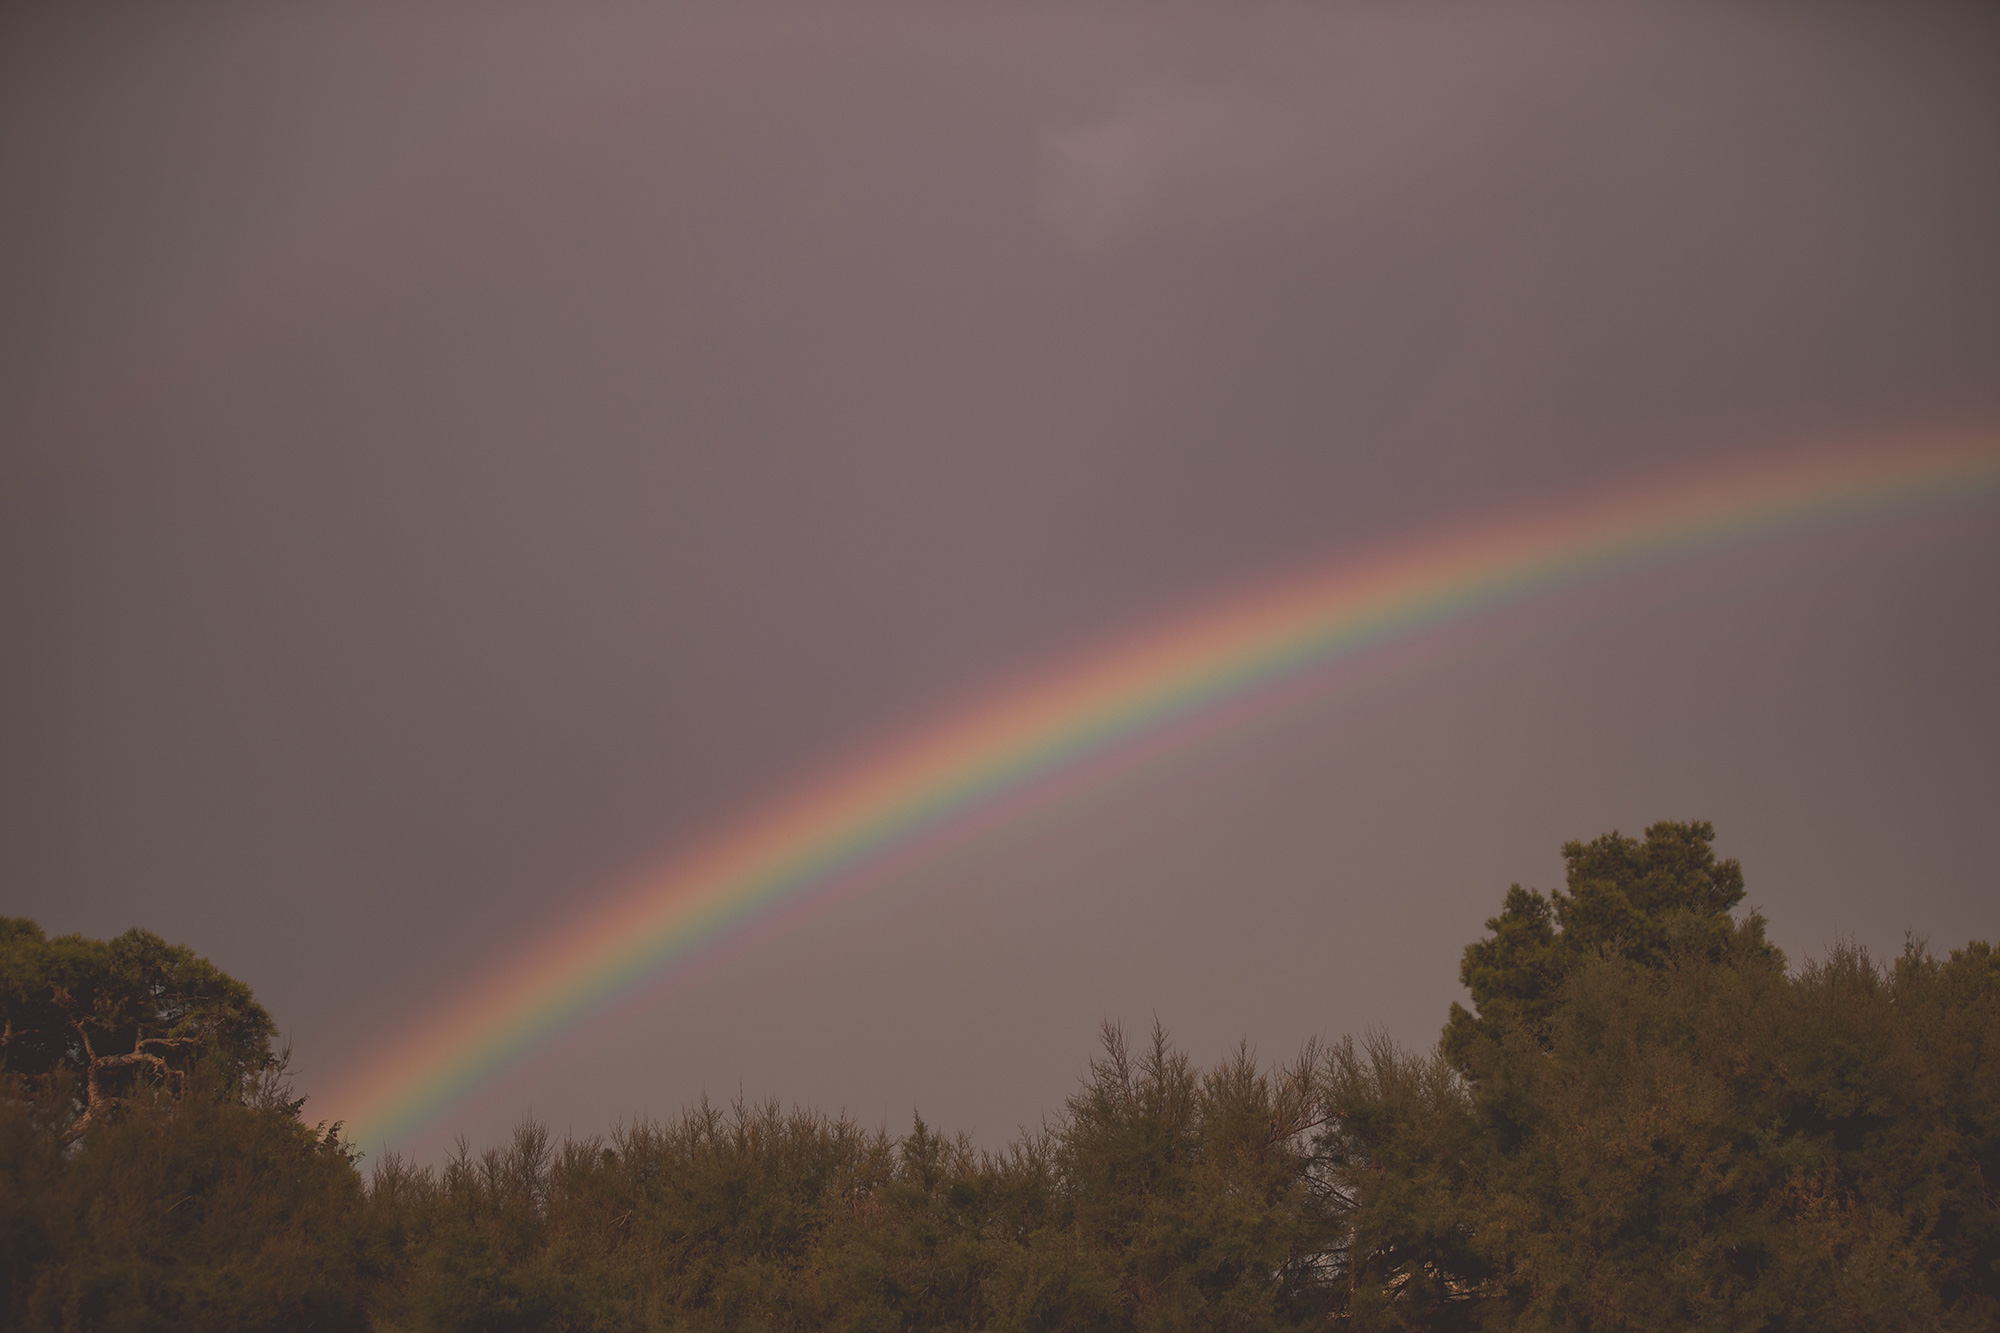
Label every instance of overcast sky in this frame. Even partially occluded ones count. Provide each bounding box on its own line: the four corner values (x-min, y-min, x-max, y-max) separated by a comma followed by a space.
4, 0, 1997, 1153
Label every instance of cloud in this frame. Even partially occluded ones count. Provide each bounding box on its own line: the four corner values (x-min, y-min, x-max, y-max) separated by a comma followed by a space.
1037, 79, 1319, 252
1034, 4, 1667, 253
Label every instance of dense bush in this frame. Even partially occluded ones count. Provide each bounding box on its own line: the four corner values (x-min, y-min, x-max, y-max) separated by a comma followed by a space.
0, 1069, 366, 1331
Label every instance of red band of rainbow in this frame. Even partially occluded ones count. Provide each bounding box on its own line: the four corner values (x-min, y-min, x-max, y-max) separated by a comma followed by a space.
324, 425, 2000, 1152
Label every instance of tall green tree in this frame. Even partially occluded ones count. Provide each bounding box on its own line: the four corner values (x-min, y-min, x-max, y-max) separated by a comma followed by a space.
1344, 821, 2000, 1330
1, 917, 279, 1142
1, 918, 365, 1332
1442, 821, 1779, 1076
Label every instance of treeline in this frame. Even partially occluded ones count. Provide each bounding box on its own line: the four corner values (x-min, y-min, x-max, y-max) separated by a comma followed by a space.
4, 822, 1997, 1330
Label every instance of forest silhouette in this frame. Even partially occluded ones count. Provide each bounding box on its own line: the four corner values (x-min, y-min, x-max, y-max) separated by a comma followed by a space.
4, 821, 1996, 1330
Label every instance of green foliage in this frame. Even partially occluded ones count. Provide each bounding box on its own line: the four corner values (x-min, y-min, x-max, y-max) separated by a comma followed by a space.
1438, 933, 2000, 1330
0, 918, 363, 1332
1363, 821, 1999, 1329
361, 1100, 914, 1332
1318, 1035, 1484, 1331
6, 826, 1996, 1329
355, 1030, 1339, 1332
1443, 821, 1778, 1076
1, 917, 279, 1141
0, 1072, 366, 1332
1015, 1023, 1337, 1331
800, 1114, 996, 1331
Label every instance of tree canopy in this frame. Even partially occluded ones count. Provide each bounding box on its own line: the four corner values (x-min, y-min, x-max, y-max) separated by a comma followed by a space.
1, 918, 279, 1143
1442, 820, 1778, 1073
3, 822, 1996, 1330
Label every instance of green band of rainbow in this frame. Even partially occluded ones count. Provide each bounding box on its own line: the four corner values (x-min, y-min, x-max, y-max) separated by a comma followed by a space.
325, 425, 2000, 1151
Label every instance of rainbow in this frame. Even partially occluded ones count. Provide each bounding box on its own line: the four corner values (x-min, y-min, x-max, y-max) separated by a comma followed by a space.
325, 425, 2000, 1151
